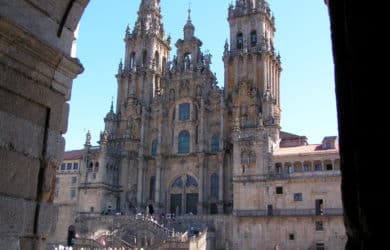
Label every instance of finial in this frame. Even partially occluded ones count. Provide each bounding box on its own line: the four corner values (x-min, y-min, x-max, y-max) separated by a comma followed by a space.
187, 1, 192, 21
85, 130, 91, 146
110, 97, 114, 112
118, 58, 123, 73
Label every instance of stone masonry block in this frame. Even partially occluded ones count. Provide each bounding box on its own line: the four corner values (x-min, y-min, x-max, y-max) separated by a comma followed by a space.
0, 109, 45, 159
60, 102, 70, 134
0, 148, 40, 200
37, 202, 59, 237
46, 129, 65, 166
0, 236, 20, 250
0, 195, 36, 236
0, 0, 75, 54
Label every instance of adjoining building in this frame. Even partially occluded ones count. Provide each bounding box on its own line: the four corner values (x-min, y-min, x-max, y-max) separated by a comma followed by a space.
49, 1, 346, 249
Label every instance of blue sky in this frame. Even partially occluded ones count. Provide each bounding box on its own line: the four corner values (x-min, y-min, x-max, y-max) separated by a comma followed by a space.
65, 0, 337, 150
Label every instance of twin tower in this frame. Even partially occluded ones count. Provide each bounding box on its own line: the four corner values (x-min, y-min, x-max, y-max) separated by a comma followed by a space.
79, 0, 282, 216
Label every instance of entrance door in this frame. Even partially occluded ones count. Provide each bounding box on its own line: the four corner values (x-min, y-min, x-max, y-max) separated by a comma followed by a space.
186, 193, 198, 214
170, 194, 182, 214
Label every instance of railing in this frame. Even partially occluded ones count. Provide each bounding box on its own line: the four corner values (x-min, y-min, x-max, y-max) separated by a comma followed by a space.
233, 208, 343, 217
233, 170, 341, 182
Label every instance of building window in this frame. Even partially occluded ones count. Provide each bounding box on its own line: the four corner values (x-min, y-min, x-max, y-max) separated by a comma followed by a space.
54, 189, 59, 198
267, 205, 273, 216
316, 243, 325, 250
211, 134, 219, 152
142, 50, 147, 66
92, 172, 97, 180
315, 221, 324, 231
288, 165, 294, 173
70, 189, 76, 198
326, 164, 333, 171
66, 163, 72, 170
250, 30, 257, 47
178, 130, 190, 154
56, 165, 59, 171
149, 176, 156, 201
314, 163, 322, 171
71, 177, 77, 184
289, 233, 295, 240
294, 193, 303, 201
87, 162, 93, 172
61, 163, 66, 170
275, 163, 282, 174
94, 162, 99, 172
210, 173, 219, 199
151, 139, 158, 156
73, 162, 79, 170
315, 199, 324, 215
237, 32, 243, 49
303, 164, 310, 172
276, 186, 283, 194
90, 207, 94, 213
179, 103, 190, 121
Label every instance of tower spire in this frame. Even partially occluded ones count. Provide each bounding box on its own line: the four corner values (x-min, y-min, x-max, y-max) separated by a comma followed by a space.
188, 1, 192, 21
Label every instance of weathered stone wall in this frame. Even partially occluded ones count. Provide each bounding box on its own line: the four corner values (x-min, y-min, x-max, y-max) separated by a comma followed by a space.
0, 0, 87, 248
233, 216, 346, 250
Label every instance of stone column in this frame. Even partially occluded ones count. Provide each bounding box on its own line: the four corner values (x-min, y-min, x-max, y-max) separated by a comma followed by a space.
130, 74, 136, 97
197, 154, 205, 215
119, 158, 129, 212
137, 161, 144, 206
217, 157, 224, 214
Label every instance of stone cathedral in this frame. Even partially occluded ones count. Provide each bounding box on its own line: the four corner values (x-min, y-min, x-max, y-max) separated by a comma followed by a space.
50, 0, 346, 249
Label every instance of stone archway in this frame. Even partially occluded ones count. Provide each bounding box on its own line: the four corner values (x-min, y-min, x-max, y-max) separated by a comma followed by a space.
169, 174, 199, 215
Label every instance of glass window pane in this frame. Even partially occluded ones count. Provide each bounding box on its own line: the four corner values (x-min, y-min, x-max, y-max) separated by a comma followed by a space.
179, 103, 190, 121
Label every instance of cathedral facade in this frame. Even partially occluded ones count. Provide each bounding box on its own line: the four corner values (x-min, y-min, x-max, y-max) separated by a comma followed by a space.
50, 1, 346, 249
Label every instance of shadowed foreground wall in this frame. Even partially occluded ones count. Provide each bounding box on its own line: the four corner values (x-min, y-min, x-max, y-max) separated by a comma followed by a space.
0, 0, 88, 249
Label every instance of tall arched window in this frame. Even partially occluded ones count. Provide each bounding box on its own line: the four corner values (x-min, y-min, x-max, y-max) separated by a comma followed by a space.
154, 51, 160, 69
129, 52, 136, 69
211, 134, 219, 152
250, 30, 257, 47
237, 32, 243, 49
179, 103, 190, 121
210, 173, 219, 199
178, 130, 190, 154
149, 176, 156, 201
94, 162, 99, 172
151, 139, 158, 156
142, 50, 147, 66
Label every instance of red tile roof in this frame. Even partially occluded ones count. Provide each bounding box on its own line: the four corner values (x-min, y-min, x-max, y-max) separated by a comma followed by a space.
274, 144, 339, 156
63, 150, 83, 160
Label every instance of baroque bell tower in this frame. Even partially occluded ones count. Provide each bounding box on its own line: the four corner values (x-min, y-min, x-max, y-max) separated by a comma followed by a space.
224, 0, 282, 211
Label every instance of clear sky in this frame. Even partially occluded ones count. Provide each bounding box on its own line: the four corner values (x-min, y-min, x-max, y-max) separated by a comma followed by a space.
64, 0, 337, 150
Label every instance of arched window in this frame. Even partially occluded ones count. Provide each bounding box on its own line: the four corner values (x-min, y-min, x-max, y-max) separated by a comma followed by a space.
211, 134, 219, 152
87, 162, 93, 172
142, 50, 147, 66
178, 130, 190, 154
154, 51, 160, 69
179, 103, 190, 121
94, 162, 99, 172
250, 30, 257, 47
210, 173, 219, 199
236, 32, 243, 49
151, 139, 158, 156
129, 52, 136, 69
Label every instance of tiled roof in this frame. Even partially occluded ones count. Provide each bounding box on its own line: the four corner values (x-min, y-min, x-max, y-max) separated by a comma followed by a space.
63, 150, 83, 160
273, 144, 339, 156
